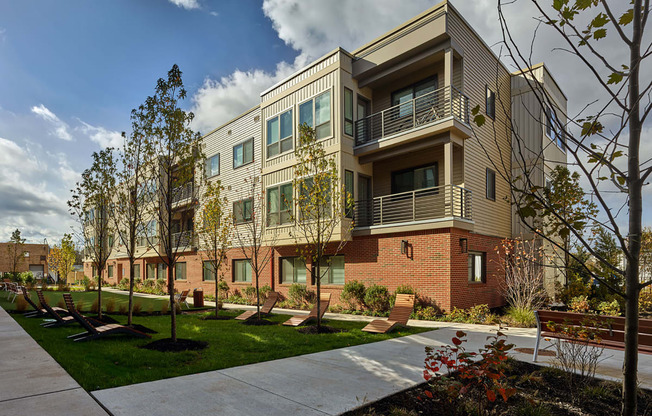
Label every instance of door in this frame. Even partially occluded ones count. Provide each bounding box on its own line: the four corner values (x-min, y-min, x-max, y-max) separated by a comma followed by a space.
356, 96, 371, 143
357, 175, 372, 226
29, 264, 44, 279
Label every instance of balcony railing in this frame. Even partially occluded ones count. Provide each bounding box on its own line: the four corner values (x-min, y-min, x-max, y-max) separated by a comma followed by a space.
172, 182, 193, 204
172, 231, 193, 248
354, 86, 469, 146
354, 184, 472, 227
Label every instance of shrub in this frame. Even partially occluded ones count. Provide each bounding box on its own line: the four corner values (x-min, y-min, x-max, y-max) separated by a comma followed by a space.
155, 278, 166, 294
364, 284, 391, 313
81, 276, 92, 291
132, 302, 143, 315
160, 302, 169, 314
597, 299, 621, 316
443, 304, 497, 324
57, 299, 65, 309
243, 286, 256, 303
288, 283, 310, 307
341, 280, 366, 310
90, 299, 99, 313
20, 271, 35, 285
218, 279, 230, 298
105, 298, 116, 314
260, 284, 272, 301
641, 290, 652, 313
143, 279, 155, 288
569, 295, 590, 313
117, 279, 130, 291
412, 305, 440, 320
505, 306, 536, 327
76, 300, 85, 312
15, 296, 28, 312
118, 304, 127, 314
133, 278, 142, 287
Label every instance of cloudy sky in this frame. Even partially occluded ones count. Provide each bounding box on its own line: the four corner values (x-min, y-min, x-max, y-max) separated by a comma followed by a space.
0, 0, 648, 244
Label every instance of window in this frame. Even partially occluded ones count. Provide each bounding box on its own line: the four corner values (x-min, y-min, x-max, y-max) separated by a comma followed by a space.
23, 251, 29, 258
468, 252, 486, 283
157, 263, 168, 279
175, 262, 186, 280
108, 235, 114, 249
545, 105, 565, 151
233, 138, 254, 168
392, 77, 437, 117
281, 257, 307, 284
486, 168, 496, 201
147, 263, 156, 279
319, 255, 345, 285
299, 177, 331, 219
267, 183, 293, 226
108, 265, 114, 278
233, 259, 252, 282
299, 91, 331, 140
391, 164, 437, 194
203, 261, 216, 281
205, 154, 220, 178
267, 109, 293, 158
345, 170, 354, 218
234, 198, 253, 224
344, 88, 354, 136
133, 264, 141, 279
486, 86, 496, 119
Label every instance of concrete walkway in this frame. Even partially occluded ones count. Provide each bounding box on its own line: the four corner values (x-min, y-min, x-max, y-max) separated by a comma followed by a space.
0, 307, 108, 415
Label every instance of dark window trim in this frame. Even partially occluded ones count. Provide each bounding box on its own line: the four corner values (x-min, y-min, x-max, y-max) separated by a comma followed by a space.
205, 153, 220, 178
344, 170, 354, 218
486, 168, 496, 201
278, 256, 307, 284
202, 260, 216, 282
266, 182, 293, 227
468, 251, 486, 283
233, 198, 253, 224
344, 87, 354, 137
485, 85, 496, 120
266, 108, 294, 159
317, 254, 345, 285
233, 137, 254, 170
174, 262, 187, 281
390, 75, 439, 107
232, 258, 252, 283
390, 163, 439, 194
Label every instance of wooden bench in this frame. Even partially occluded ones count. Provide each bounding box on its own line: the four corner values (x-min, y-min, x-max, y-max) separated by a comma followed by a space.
533, 310, 652, 361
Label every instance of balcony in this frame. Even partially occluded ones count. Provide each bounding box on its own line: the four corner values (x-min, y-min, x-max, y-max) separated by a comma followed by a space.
354, 86, 469, 148
354, 184, 472, 228
172, 231, 194, 249
172, 182, 194, 207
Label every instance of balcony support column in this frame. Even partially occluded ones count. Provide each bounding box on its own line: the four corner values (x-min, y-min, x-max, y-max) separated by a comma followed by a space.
444, 141, 453, 216
444, 49, 453, 117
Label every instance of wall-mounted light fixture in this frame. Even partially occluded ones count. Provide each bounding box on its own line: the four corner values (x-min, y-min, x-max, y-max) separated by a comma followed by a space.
459, 238, 468, 253
401, 240, 408, 255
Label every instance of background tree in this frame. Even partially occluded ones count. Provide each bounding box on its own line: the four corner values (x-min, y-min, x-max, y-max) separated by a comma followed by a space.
233, 170, 278, 321
291, 124, 353, 330
477, 1, 651, 413
6, 229, 25, 277
136, 64, 203, 342
47, 234, 76, 284
197, 180, 232, 318
69, 148, 116, 320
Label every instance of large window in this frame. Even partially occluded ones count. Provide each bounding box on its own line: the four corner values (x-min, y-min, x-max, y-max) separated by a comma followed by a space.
545, 105, 565, 151
267, 183, 293, 226
345, 170, 354, 218
299, 91, 331, 139
203, 261, 216, 281
107, 265, 114, 278
391, 164, 437, 194
234, 198, 253, 224
299, 177, 331, 219
319, 255, 345, 285
281, 257, 307, 284
233, 138, 254, 168
205, 154, 220, 178
468, 252, 486, 283
147, 263, 156, 280
344, 88, 354, 136
486, 168, 496, 201
267, 109, 293, 158
133, 264, 141, 279
233, 259, 252, 282
157, 263, 168, 279
175, 262, 186, 281
486, 86, 496, 120
392, 77, 437, 117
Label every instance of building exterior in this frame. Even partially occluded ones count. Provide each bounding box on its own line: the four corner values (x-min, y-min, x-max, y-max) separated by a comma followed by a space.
91, 0, 567, 311
0, 242, 49, 278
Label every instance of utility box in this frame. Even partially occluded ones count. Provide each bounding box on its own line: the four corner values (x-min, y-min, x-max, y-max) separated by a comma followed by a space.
193, 288, 204, 308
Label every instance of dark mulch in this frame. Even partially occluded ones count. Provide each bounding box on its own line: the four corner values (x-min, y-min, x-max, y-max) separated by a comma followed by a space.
297, 325, 344, 334
87, 314, 119, 324
513, 347, 556, 356
126, 324, 157, 334
202, 315, 233, 321
343, 360, 652, 416
141, 338, 208, 352
241, 318, 275, 326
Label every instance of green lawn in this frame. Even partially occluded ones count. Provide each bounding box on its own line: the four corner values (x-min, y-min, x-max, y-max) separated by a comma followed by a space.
2, 291, 430, 391
29, 289, 170, 313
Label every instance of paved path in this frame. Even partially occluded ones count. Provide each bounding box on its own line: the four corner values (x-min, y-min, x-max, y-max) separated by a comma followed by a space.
0, 307, 108, 415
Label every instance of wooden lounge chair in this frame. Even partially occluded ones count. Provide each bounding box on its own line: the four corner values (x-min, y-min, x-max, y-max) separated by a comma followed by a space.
235, 291, 279, 321
169, 289, 190, 309
362, 294, 415, 333
36, 290, 87, 328
63, 293, 151, 342
283, 292, 331, 326
21, 286, 50, 317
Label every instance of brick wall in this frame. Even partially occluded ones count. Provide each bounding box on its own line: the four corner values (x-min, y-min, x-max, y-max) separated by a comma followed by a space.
0, 243, 49, 275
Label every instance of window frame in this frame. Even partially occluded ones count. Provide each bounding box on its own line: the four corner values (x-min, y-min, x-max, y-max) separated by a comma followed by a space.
486, 168, 496, 201
107, 265, 114, 279
133, 264, 141, 279
174, 262, 187, 281
266, 108, 294, 159
266, 182, 293, 227
391, 163, 438, 194
233, 137, 254, 169
344, 88, 354, 137
205, 153, 220, 178
318, 255, 345, 285
146, 263, 156, 280
485, 86, 496, 120
298, 90, 332, 141
468, 251, 486, 283
279, 256, 307, 284
203, 261, 216, 281
233, 198, 253, 224
232, 259, 252, 283
345, 170, 354, 219
545, 105, 566, 152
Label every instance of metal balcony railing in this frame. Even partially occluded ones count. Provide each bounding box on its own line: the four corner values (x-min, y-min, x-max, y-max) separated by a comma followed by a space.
354, 86, 469, 146
354, 184, 472, 227
172, 182, 193, 204
172, 231, 193, 248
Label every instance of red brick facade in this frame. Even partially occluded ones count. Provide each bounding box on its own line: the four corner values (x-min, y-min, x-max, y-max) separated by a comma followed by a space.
91, 228, 505, 311
0, 243, 49, 277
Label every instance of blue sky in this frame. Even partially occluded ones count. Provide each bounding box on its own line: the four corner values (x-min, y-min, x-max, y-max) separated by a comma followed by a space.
0, 0, 648, 244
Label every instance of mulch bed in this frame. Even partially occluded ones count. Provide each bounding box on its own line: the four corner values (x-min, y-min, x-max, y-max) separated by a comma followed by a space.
241, 319, 275, 326
141, 338, 208, 352
297, 325, 344, 334
513, 347, 556, 356
202, 315, 233, 321
343, 360, 652, 416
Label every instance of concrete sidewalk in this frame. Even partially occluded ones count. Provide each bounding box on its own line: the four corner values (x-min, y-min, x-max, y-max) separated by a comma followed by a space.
0, 307, 108, 415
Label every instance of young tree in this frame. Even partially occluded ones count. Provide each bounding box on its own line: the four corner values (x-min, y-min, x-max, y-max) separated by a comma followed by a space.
6, 229, 25, 277
291, 124, 354, 330
47, 234, 76, 284
135, 64, 203, 342
197, 181, 232, 318
233, 170, 278, 321
69, 148, 116, 320
478, 1, 650, 413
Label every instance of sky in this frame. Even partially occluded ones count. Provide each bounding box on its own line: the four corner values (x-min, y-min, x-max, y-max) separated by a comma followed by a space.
0, 0, 649, 244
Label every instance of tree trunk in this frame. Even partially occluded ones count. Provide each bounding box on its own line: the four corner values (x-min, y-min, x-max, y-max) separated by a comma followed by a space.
168, 264, 176, 342
97, 268, 103, 320
316, 259, 321, 330
215, 272, 219, 318
128, 259, 135, 326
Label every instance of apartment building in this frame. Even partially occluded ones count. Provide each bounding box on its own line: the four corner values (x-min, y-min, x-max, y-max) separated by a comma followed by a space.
95, 0, 567, 312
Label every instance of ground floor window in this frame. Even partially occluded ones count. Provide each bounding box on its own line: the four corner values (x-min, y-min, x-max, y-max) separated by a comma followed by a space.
175, 262, 186, 280
318, 255, 345, 285
108, 265, 114, 279
468, 252, 486, 283
157, 263, 168, 280
147, 263, 156, 279
233, 259, 252, 282
281, 257, 306, 284
133, 264, 141, 279
203, 261, 216, 281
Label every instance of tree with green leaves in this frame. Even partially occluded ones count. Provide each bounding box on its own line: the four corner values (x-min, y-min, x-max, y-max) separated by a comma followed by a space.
135, 64, 203, 342
6, 229, 25, 277
473, 1, 651, 413
47, 233, 76, 285
69, 148, 116, 320
197, 180, 232, 318
290, 124, 354, 330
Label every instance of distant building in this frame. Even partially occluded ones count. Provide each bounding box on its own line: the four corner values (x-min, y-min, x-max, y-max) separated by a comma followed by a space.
0, 242, 49, 278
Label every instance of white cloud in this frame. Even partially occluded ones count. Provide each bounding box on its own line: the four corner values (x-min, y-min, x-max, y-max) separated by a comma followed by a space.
30, 104, 73, 141
77, 120, 124, 149
0, 28, 6, 43
168, 0, 200, 10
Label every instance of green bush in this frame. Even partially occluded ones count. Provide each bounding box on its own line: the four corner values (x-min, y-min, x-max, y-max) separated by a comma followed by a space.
597, 299, 621, 316
569, 295, 590, 313
364, 284, 391, 313
341, 280, 366, 310
640, 290, 652, 313
20, 271, 34, 285
288, 283, 310, 307
133, 278, 142, 287
412, 305, 440, 320
81, 276, 92, 291
505, 306, 536, 327
217, 279, 230, 298
443, 304, 497, 324
155, 278, 166, 294
143, 279, 155, 288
